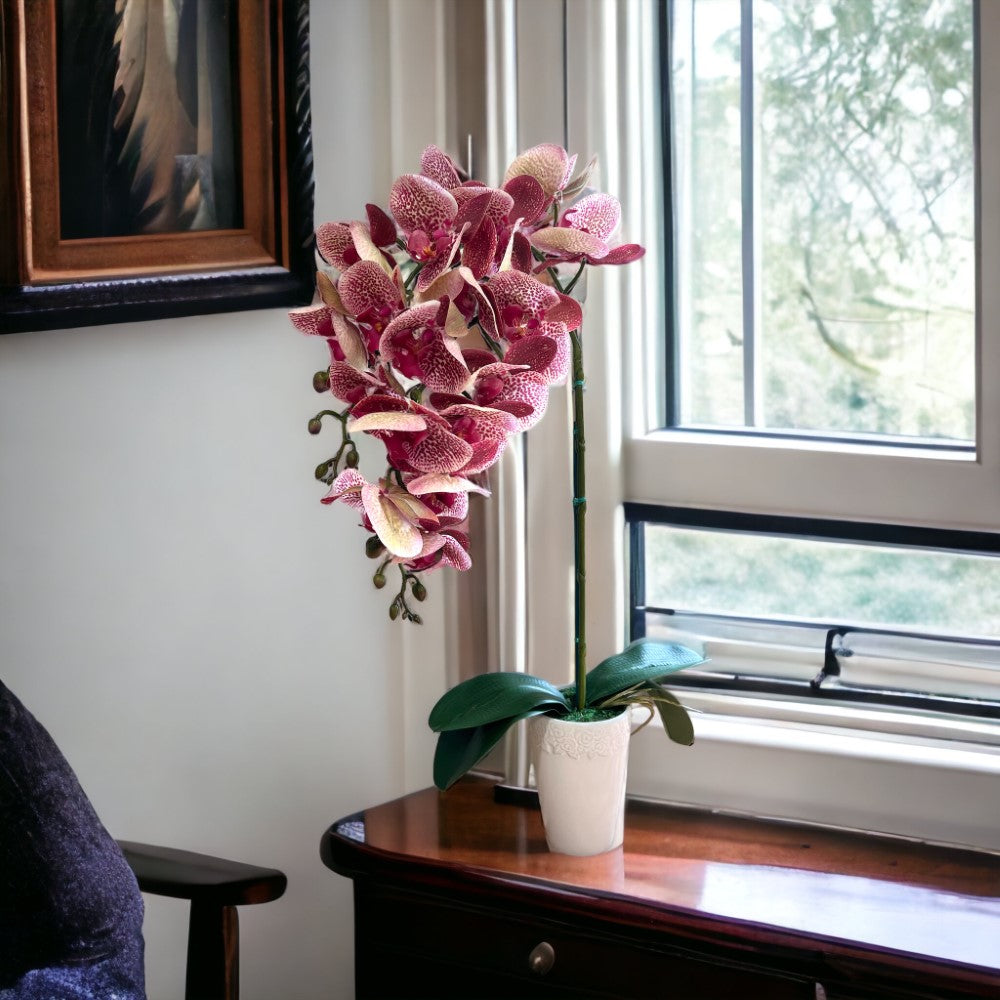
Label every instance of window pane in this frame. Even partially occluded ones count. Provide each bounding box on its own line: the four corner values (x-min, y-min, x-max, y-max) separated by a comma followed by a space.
644, 523, 1000, 639
670, 0, 975, 441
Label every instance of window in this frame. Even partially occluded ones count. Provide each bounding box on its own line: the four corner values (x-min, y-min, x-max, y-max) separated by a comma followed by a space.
473, 0, 1000, 849
669, 0, 976, 443
636, 0, 1000, 734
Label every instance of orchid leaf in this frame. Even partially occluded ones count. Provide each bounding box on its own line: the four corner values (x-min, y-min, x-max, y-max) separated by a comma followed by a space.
647, 686, 696, 747
585, 638, 705, 707
428, 672, 570, 733
433, 709, 551, 790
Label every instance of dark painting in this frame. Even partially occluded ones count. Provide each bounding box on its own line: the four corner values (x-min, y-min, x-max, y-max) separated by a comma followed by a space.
56, 0, 241, 239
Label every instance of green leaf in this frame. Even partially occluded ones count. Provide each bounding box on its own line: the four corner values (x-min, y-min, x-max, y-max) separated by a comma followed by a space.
428, 672, 570, 732
432, 708, 551, 790
648, 687, 696, 746
585, 638, 705, 707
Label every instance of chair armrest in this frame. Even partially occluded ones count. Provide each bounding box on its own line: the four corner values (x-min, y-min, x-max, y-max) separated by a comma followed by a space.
118, 841, 287, 907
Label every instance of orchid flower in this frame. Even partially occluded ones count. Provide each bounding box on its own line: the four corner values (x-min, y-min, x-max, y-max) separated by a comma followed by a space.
481, 270, 583, 384
292, 142, 645, 623
378, 298, 470, 394
321, 469, 439, 561
529, 191, 645, 268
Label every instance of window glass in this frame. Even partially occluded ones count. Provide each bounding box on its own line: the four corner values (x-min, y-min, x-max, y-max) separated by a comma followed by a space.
670, 0, 975, 440
645, 522, 1000, 638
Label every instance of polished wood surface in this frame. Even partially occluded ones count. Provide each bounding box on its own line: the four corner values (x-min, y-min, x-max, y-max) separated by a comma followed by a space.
323, 776, 1000, 998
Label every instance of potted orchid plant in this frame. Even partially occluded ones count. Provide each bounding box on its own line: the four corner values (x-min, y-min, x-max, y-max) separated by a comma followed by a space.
292, 143, 704, 854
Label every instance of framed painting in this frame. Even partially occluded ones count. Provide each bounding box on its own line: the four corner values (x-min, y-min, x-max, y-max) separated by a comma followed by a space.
0, 0, 314, 333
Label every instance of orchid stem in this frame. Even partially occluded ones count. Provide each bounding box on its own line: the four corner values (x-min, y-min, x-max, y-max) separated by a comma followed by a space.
570, 327, 587, 712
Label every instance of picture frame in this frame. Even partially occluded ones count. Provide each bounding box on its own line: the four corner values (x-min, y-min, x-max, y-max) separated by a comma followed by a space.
0, 0, 315, 333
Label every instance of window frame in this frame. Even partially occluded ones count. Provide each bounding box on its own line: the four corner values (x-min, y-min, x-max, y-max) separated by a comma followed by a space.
496, 0, 1000, 850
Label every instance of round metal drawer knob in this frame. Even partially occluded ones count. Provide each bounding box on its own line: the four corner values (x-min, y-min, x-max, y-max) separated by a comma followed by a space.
528, 941, 555, 976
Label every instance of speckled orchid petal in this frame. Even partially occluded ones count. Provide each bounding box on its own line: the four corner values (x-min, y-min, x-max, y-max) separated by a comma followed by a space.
365, 203, 397, 246
462, 217, 498, 279
407, 473, 491, 497
396, 531, 448, 566
455, 266, 499, 341
331, 312, 368, 370
339, 260, 400, 320
349, 392, 412, 419
361, 484, 424, 558
435, 530, 473, 571
459, 439, 508, 475
548, 293, 584, 331
414, 268, 464, 304
444, 301, 469, 340
454, 187, 515, 231
316, 271, 348, 314
563, 192, 622, 242
414, 226, 466, 293
289, 304, 333, 337
442, 403, 519, 442
503, 174, 548, 225
503, 337, 558, 373
462, 349, 498, 373
379, 300, 471, 393
503, 143, 570, 199
452, 190, 493, 235
529, 226, 609, 259
427, 490, 469, 524
509, 231, 534, 274
320, 469, 366, 509
472, 363, 550, 431
316, 222, 359, 271
348, 221, 393, 277
383, 486, 440, 530
420, 145, 463, 190
389, 174, 458, 235
328, 361, 379, 404
347, 411, 428, 434
405, 424, 475, 474
489, 269, 562, 316
598, 243, 646, 265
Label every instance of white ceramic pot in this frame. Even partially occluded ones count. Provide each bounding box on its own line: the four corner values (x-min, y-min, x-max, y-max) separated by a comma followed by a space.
528, 710, 631, 856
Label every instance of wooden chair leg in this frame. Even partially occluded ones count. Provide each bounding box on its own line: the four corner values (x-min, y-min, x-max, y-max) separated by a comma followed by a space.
185, 901, 239, 1000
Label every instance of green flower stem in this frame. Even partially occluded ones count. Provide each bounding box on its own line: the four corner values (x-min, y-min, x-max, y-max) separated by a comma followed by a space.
570, 327, 587, 712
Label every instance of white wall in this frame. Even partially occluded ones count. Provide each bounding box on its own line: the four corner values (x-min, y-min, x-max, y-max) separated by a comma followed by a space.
0, 2, 438, 996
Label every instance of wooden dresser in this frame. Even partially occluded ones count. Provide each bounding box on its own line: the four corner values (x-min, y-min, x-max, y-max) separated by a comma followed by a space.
320, 776, 1000, 999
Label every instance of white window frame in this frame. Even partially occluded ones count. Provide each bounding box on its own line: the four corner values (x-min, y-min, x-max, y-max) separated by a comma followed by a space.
495, 0, 1000, 851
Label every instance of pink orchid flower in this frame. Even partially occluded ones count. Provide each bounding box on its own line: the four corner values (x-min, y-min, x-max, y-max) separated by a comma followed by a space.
347, 395, 474, 476
529, 192, 645, 267
480, 270, 584, 384
378, 298, 470, 394
321, 469, 439, 560
418, 146, 546, 279
430, 359, 550, 433
338, 259, 406, 356
315, 204, 397, 272
401, 527, 472, 573
503, 143, 578, 202
288, 302, 368, 370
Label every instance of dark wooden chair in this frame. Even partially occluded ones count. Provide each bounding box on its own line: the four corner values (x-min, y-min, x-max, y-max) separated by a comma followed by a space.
117, 841, 286, 1000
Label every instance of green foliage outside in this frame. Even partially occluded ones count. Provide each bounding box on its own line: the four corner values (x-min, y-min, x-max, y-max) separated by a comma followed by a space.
676, 0, 975, 438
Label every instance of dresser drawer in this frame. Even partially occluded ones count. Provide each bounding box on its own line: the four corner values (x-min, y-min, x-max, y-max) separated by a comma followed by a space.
354, 881, 816, 1000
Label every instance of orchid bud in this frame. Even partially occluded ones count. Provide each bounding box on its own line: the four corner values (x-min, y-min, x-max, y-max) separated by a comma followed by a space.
389, 602, 400, 621
373, 571, 386, 589
412, 581, 427, 602
366, 536, 385, 559
307, 418, 322, 435
313, 370, 331, 393
315, 461, 331, 480
411, 613, 423, 625
345, 448, 359, 469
